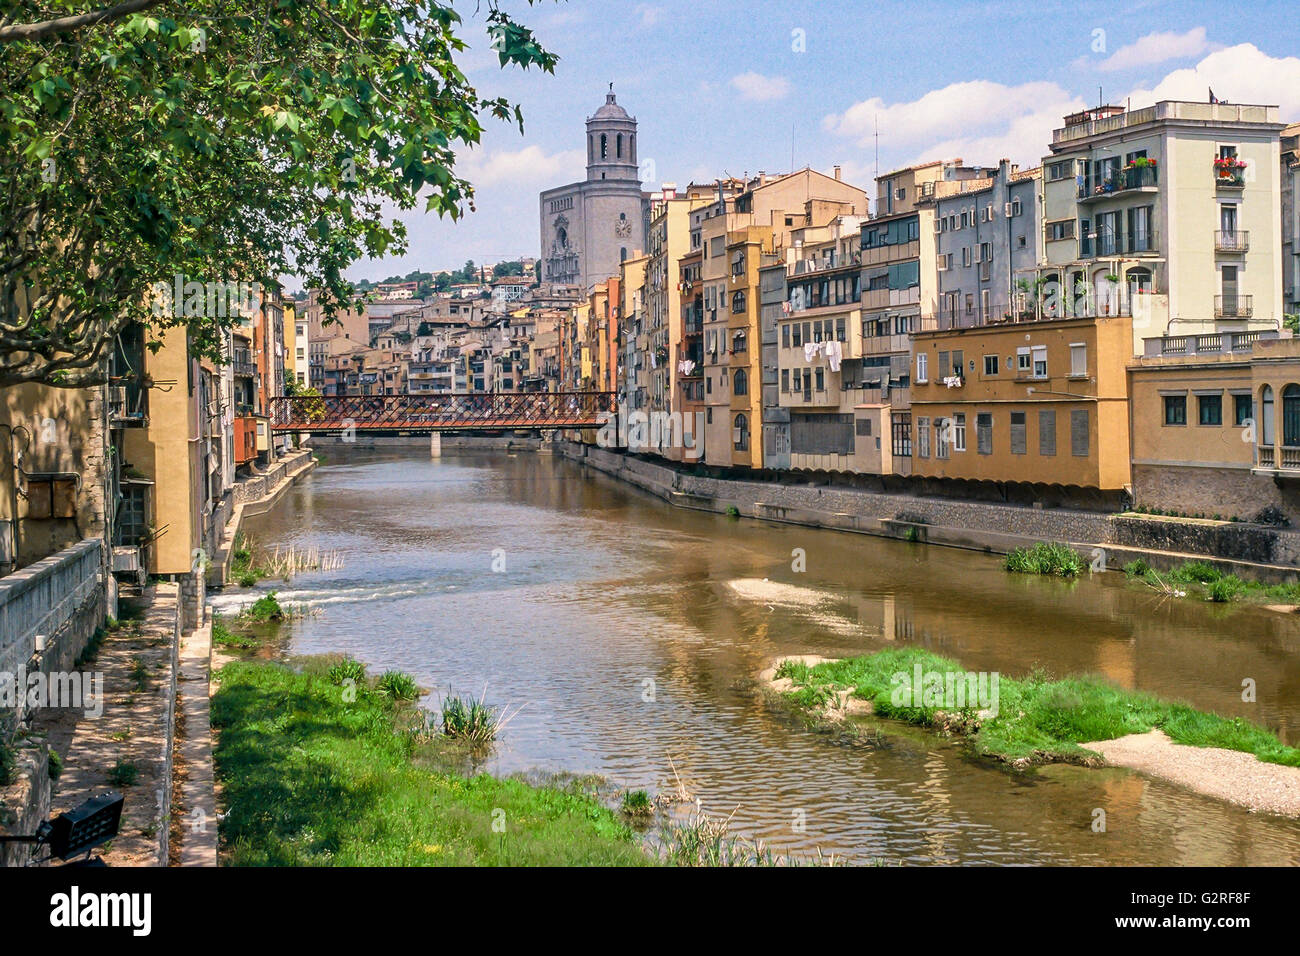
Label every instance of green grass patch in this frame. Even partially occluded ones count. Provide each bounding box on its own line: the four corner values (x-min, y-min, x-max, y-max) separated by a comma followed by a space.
1127, 559, 1300, 605
212, 614, 263, 650
108, 760, 139, 787
1004, 542, 1085, 577
211, 660, 652, 866
774, 646, 1300, 767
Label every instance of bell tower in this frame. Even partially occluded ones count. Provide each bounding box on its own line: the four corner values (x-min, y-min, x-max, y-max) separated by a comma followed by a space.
586, 85, 640, 183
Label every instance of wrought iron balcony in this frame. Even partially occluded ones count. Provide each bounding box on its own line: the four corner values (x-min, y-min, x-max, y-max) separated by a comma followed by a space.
1077, 164, 1159, 201
1214, 294, 1253, 318
1215, 230, 1249, 253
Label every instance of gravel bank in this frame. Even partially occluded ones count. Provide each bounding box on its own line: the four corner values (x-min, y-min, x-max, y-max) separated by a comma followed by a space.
1081, 729, 1300, 817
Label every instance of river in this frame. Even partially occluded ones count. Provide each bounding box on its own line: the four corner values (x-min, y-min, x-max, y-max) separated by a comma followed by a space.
215, 447, 1300, 865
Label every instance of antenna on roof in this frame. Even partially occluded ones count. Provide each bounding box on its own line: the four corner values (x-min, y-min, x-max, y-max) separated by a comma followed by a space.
874, 113, 879, 182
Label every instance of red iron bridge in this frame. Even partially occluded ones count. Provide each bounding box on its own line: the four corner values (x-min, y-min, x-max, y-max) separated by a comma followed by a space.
269, 391, 617, 433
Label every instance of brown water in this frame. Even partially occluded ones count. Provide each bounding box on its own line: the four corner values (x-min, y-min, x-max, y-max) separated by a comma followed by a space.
221, 448, 1300, 865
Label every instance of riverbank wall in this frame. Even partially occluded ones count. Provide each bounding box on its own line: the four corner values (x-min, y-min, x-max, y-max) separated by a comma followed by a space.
556, 440, 1300, 582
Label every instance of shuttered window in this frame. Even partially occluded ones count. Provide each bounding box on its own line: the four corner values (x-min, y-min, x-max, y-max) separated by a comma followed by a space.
791, 413, 855, 455
976, 413, 993, 455
916, 417, 930, 457
1039, 410, 1057, 456
1070, 409, 1090, 457
1010, 412, 1027, 455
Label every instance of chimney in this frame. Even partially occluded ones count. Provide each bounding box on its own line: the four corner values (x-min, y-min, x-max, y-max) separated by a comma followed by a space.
833, 165, 842, 181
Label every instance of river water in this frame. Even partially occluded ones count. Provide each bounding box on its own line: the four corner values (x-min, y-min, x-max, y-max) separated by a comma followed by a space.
219, 448, 1300, 865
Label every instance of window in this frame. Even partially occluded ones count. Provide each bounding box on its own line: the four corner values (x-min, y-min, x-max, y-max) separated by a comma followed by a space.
1010, 412, 1027, 455
835, 317, 846, 342
733, 413, 749, 451
793, 368, 802, 391
917, 417, 930, 458
1234, 393, 1253, 426
1070, 409, 1090, 457
935, 418, 950, 459
1047, 219, 1075, 241
892, 413, 912, 457
953, 413, 967, 452
916, 352, 929, 383
1069, 343, 1087, 378
984, 355, 999, 376
792, 323, 802, 347
732, 330, 747, 352
1031, 345, 1048, 379
815, 368, 825, 391
731, 291, 746, 313
1198, 394, 1222, 426
1039, 410, 1057, 456
781, 369, 789, 392
782, 324, 790, 349
976, 412, 992, 455
1262, 386, 1275, 445
1163, 395, 1187, 426
962, 246, 972, 267
1285, 385, 1300, 446
734, 369, 748, 396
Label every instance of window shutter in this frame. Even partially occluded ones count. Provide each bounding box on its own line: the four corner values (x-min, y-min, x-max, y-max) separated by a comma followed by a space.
1070, 409, 1089, 457
1039, 410, 1057, 456
1010, 412, 1027, 455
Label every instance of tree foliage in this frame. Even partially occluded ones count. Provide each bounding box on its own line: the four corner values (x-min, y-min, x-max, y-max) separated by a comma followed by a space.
0, 0, 556, 386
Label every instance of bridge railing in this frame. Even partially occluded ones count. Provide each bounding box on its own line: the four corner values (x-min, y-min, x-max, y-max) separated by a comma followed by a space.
270, 391, 617, 431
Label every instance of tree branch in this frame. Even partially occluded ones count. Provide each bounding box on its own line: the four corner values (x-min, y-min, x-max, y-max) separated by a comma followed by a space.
0, 0, 165, 43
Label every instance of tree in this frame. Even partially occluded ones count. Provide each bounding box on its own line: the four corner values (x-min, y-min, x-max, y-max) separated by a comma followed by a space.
0, 1, 556, 387
492, 260, 523, 277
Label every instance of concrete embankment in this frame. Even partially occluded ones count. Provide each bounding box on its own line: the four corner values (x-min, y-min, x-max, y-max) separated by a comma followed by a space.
555, 440, 1300, 581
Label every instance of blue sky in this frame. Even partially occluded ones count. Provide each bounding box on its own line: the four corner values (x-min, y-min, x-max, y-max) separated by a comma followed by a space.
348, 0, 1300, 282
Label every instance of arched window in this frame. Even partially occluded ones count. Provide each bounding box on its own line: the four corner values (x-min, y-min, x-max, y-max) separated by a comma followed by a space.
620, 247, 627, 261
1262, 386, 1275, 446
733, 412, 749, 451
600, 134, 607, 159
734, 368, 748, 395
588, 135, 593, 163
1285, 385, 1300, 446
732, 329, 747, 353
731, 291, 746, 313
630, 134, 636, 163
617, 133, 623, 158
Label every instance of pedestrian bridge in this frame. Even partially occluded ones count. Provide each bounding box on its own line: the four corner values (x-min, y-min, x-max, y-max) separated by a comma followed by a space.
269, 391, 616, 433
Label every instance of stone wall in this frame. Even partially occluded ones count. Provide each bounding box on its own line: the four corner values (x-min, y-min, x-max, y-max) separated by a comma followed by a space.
563, 441, 1300, 577
1132, 463, 1300, 525
0, 740, 50, 867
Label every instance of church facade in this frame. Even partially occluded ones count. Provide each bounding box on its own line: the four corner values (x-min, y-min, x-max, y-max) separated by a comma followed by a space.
539, 89, 647, 291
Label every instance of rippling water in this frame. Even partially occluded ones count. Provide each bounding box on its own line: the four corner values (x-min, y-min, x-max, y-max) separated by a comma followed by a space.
217, 448, 1300, 865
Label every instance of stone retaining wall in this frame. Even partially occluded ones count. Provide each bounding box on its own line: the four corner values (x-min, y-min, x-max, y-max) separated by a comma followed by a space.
561, 441, 1300, 579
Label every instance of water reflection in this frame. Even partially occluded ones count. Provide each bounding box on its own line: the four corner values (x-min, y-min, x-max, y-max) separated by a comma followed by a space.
222, 449, 1300, 865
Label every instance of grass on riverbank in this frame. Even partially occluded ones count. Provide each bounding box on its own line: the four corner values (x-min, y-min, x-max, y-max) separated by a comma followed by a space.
774, 647, 1300, 767
211, 659, 652, 866
1122, 558, 1300, 604
1004, 541, 1086, 577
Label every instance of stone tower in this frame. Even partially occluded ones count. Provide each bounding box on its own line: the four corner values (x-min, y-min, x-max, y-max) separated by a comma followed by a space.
539, 86, 647, 290
586, 88, 639, 182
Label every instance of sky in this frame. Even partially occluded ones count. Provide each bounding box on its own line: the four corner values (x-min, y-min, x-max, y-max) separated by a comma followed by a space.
347, 0, 1300, 283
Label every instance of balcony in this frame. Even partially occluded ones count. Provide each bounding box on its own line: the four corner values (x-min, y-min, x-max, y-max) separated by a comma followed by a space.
1215, 230, 1249, 253
1257, 446, 1300, 471
1087, 230, 1159, 257
1214, 294, 1253, 318
1077, 164, 1159, 202
1142, 330, 1276, 357
1213, 159, 1247, 189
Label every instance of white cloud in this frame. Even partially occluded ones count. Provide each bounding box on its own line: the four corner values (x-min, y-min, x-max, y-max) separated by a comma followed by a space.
730, 71, 790, 102
823, 80, 1084, 168
1125, 43, 1300, 119
456, 145, 585, 188
635, 4, 663, 28
1096, 27, 1213, 72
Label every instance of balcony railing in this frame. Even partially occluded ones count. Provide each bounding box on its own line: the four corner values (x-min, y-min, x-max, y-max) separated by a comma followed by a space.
1088, 230, 1158, 257
1143, 330, 1276, 357
1077, 164, 1159, 200
1214, 294, 1253, 318
1215, 230, 1250, 253
1258, 446, 1300, 470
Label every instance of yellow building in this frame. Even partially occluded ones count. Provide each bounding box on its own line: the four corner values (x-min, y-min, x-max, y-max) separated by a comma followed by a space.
1128, 332, 1300, 520
911, 313, 1134, 494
